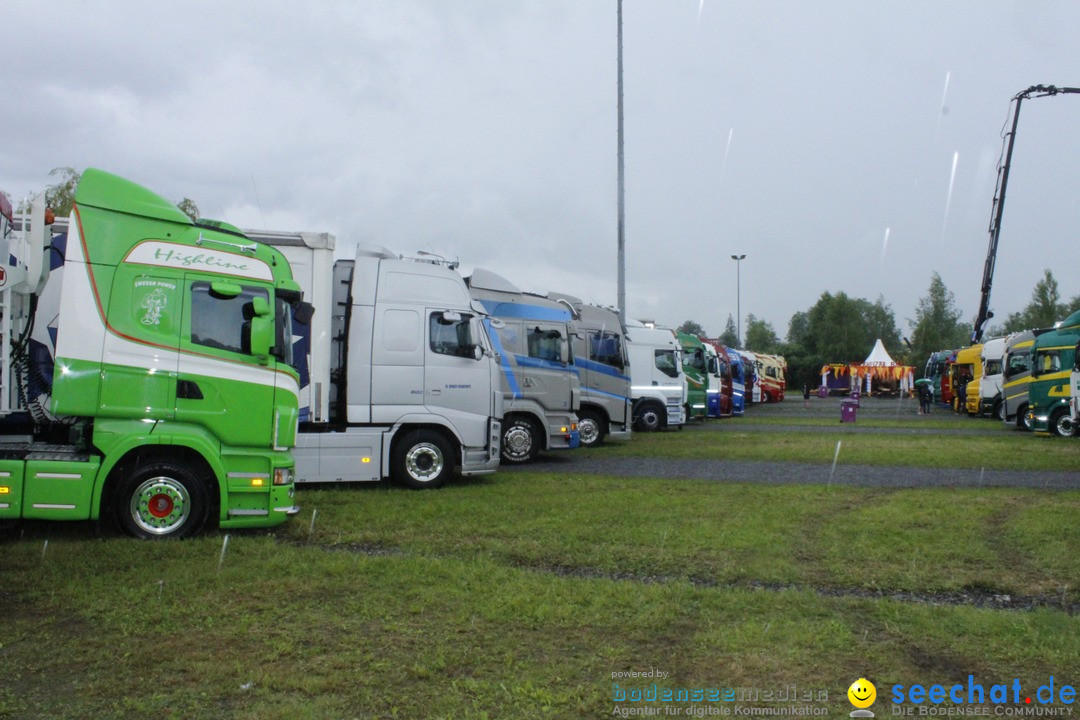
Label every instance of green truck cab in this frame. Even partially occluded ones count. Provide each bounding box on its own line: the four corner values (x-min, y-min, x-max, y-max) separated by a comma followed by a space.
0, 169, 306, 537
1027, 310, 1080, 436
678, 332, 710, 421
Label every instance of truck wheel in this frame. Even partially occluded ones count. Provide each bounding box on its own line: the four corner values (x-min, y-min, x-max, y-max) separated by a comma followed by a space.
1017, 405, 1032, 431
392, 430, 453, 489
1050, 408, 1075, 437
116, 460, 209, 540
992, 399, 1004, 421
577, 409, 606, 448
501, 418, 540, 464
634, 402, 664, 432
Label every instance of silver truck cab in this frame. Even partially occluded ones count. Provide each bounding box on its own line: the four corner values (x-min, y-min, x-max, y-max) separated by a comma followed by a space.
466, 269, 581, 463
547, 292, 632, 447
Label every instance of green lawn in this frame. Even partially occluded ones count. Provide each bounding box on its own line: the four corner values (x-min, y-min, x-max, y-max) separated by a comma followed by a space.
598, 424, 1078, 470
2, 430, 1079, 719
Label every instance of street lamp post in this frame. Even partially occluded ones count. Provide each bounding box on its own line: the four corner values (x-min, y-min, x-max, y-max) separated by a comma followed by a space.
731, 254, 746, 347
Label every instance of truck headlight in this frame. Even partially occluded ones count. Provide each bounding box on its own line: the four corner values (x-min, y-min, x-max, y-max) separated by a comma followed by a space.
273, 467, 294, 486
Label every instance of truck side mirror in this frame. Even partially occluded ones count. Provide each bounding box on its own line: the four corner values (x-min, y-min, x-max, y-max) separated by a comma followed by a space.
210, 281, 242, 298
472, 344, 484, 361
245, 296, 273, 362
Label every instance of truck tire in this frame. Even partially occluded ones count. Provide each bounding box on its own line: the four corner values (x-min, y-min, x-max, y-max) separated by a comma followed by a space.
1050, 408, 1075, 437
1016, 404, 1031, 431
992, 398, 1004, 421
577, 409, 606, 448
501, 418, 540, 464
633, 402, 664, 432
392, 430, 453, 489
116, 460, 210, 540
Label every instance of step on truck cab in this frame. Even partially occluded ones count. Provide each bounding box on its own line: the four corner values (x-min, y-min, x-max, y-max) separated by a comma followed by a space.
0, 169, 304, 538
1028, 310, 1080, 436
677, 332, 709, 421
625, 321, 686, 431
1002, 330, 1036, 430
466, 270, 579, 463
250, 233, 503, 487
547, 293, 631, 447
975, 337, 1006, 418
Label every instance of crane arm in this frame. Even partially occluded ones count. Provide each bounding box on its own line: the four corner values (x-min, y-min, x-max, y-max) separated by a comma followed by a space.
972, 85, 1080, 343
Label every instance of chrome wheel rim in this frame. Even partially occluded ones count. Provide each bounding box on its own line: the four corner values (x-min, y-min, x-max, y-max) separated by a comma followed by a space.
405, 443, 444, 482
130, 476, 191, 536
503, 425, 533, 460
578, 417, 600, 446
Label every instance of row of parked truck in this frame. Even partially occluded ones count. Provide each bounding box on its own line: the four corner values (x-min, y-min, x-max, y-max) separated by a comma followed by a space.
922, 311, 1080, 437
0, 170, 786, 539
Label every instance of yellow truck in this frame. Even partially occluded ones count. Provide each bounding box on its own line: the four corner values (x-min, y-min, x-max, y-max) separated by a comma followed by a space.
953, 344, 983, 415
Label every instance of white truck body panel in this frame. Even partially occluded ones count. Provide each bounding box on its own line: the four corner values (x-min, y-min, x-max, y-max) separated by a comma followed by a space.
978, 337, 1006, 417
625, 321, 686, 429
249, 233, 501, 484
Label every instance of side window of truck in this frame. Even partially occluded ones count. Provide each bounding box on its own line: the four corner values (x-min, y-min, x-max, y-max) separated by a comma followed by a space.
189, 281, 269, 356
528, 326, 563, 363
686, 348, 706, 371
430, 312, 475, 358
654, 349, 679, 378
589, 332, 624, 369
1005, 353, 1023, 378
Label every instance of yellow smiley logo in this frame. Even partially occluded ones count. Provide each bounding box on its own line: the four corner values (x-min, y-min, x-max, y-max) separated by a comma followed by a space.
848, 678, 877, 709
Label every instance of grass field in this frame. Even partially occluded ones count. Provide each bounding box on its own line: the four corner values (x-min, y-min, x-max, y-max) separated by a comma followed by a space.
2, 408, 1079, 719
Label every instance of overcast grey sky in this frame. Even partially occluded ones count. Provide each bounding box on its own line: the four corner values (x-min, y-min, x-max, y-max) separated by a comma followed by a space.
4, 1, 1080, 344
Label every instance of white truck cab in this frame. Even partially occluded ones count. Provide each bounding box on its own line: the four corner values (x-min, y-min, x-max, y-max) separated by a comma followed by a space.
625, 321, 686, 431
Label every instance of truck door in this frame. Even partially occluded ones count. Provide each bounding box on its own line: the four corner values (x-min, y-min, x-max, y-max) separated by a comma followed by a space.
589, 330, 630, 421
523, 322, 573, 411
424, 310, 491, 440
175, 279, 278, 448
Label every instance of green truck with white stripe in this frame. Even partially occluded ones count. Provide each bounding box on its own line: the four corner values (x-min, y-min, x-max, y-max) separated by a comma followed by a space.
0, 169, 306, 538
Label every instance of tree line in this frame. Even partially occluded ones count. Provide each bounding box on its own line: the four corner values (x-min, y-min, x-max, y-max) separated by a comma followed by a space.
678, 271, 1080, 390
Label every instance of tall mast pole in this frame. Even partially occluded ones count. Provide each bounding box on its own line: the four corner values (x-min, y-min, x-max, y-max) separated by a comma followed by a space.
616, 0, 626, 325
